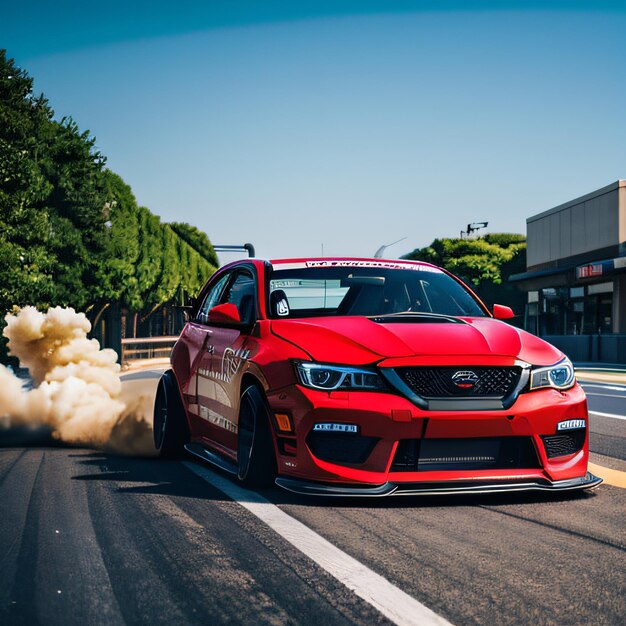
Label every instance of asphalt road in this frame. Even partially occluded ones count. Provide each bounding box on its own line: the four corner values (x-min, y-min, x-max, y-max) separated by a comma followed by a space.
581, 380, 626, 463
0, 379, 624, 626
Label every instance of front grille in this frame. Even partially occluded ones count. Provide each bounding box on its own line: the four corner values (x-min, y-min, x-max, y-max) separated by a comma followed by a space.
541, 430, 586, 458
306, 431, 379, 465
390, 437, 541, 472
396, 366, 522, 398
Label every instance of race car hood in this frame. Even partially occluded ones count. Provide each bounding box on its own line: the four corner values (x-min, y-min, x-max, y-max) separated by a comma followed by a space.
270, 315, 563, 366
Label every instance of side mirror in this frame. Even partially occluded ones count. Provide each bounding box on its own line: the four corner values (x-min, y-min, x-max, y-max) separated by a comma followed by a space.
493, 304, 515, 320
208, 303, 241, 325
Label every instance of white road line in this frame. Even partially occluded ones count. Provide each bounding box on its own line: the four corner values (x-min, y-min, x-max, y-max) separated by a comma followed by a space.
184, 462, 452, 626
590, 411, 626, 421
585, 392, 626, 399
581, 383, 626, 392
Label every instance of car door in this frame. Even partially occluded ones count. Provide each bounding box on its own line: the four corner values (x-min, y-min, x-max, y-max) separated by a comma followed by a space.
179, 271, 231, 440
199, 267, 257, 454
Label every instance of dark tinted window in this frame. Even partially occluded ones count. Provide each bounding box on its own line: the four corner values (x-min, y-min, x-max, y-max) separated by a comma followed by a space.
220, 270, 256, 324
197, 273, 230, 324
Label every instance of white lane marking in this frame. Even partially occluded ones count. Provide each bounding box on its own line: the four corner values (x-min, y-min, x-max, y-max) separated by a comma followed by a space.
589, 411, 626, 421
581, 383, 626, 392
585, 392, 626, 400
184, 462, 452, 626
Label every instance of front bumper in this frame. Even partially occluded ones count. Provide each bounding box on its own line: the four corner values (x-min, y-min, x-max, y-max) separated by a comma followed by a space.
268, 379, 596, 490
275, 472, 603, 497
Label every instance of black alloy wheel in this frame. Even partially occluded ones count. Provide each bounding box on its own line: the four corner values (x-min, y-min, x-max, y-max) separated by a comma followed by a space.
237, 384, 277, 487
153, 370, 189, 457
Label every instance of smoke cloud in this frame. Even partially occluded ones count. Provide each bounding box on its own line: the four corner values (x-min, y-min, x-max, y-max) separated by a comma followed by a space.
0, 306, 157, 456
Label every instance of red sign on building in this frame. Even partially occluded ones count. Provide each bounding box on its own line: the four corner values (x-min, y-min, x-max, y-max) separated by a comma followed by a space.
576, 264, 603, 279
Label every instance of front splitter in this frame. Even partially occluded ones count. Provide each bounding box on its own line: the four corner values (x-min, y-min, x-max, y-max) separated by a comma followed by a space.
274, 472, 603, 497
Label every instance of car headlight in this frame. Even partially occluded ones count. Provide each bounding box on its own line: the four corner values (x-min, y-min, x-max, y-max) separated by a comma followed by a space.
294, 361, 386, 391
529, 357, 576, 391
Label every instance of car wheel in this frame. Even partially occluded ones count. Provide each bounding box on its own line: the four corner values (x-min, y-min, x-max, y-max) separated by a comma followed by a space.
237, 384, 277, 487
153, 370, 189, 458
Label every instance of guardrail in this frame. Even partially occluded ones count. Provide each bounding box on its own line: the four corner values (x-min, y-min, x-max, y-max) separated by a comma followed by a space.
120, 336, 178, 366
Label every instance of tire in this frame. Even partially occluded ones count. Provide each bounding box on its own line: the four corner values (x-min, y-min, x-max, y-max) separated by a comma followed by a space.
153, 370, 189, 458
236, 384, 277, 487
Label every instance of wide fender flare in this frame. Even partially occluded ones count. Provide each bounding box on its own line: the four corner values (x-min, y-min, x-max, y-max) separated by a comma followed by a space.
163, 368, 193, 432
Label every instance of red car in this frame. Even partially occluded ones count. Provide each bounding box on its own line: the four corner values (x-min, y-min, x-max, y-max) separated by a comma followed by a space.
153, 257, 601, 496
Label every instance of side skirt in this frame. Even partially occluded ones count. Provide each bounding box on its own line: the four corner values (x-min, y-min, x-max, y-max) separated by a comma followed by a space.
185, 442, 238, 476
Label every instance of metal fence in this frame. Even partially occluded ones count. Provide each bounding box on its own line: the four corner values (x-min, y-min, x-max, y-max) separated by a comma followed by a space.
120, 336, 178, 367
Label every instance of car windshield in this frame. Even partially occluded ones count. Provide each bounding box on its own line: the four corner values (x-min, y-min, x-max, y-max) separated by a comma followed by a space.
268, 263, 487, 318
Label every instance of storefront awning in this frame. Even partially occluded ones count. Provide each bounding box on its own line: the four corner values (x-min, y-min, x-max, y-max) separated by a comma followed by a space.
509, 266, 569, 283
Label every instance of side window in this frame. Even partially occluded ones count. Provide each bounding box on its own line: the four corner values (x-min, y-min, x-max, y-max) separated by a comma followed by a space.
220, 270, 256, 324
197, 273, 231, 324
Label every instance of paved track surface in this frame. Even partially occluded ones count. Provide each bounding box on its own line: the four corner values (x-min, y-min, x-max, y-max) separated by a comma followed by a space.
581, 381, 626, 463
0, 379, 624, 625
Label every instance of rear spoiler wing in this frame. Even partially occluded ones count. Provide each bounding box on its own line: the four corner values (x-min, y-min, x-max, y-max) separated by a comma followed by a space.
213, 243, 255, 258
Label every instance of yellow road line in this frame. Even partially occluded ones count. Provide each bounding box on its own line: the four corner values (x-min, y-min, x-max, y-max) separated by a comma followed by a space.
588, 462, 626, 489
577, 373, 626, 384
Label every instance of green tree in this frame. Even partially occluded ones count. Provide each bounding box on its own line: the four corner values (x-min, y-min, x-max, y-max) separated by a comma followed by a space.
1, 50, 218, 359
99, 173, 216, 314
169, 221, 219, 267
0, 51, 57, 311
403, 233, 526, 316
0, 50, 111, 313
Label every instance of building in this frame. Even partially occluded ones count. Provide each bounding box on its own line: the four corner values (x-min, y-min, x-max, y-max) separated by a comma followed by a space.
511, 180, 626, 363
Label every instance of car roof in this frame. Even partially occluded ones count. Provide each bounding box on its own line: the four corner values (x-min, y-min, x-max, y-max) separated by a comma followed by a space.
268, 257, 443, 272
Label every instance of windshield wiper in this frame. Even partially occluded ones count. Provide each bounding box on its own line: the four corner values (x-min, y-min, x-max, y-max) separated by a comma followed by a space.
368, 312, 466, 324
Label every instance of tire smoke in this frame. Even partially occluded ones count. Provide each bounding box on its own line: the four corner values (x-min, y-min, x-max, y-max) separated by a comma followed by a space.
0, 306, 157, 456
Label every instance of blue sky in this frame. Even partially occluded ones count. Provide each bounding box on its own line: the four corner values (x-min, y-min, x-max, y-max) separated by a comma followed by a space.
2, 2, 625, 260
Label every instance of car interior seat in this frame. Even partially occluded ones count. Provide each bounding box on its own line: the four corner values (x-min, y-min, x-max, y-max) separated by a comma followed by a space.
336, 285, 386, 316
238, 294, 255, 325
